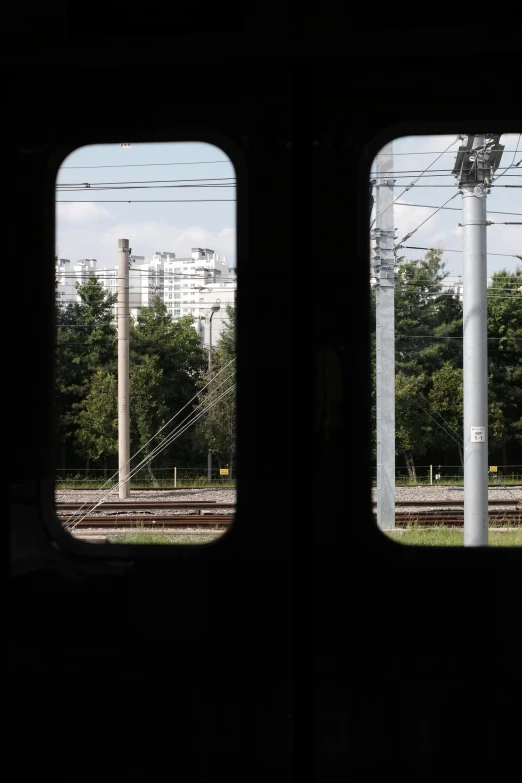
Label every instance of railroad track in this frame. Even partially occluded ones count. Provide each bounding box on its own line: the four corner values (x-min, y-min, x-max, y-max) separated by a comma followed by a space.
56, 501, 235, 529
63, 514, 232, 528
56, 501, 235, 511
63, 511, 519, 531
393, 510, 520, 527
54, 499, 520, 530
57, 499, 520, 512
373, 499, 520, 508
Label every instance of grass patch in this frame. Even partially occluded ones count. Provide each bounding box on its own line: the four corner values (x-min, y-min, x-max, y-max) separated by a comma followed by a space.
386, 528, 522, 546
106, 532, 223, 545
56, 479, 236, 490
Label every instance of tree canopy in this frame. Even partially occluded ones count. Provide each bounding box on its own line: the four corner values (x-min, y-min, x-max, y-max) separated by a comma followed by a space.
371, 253, 521, 479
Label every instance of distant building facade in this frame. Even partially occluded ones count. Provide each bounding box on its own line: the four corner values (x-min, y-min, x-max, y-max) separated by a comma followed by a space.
55, 248, 236, 346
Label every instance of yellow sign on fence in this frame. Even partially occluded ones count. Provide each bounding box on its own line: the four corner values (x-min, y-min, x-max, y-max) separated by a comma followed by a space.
489, 466, 498, 472
220, 469, 229, 476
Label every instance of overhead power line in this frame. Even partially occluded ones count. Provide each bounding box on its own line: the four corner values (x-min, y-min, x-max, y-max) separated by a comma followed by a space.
57, 177, 236, 186
369, 171, 521, 179
57, 184, 236, 192
369, 166, 518, 175
56, 199, 236, 203
394, 202, 522, 216
371, 135, 461, 228
375, 183, 521, 187
376, 149, 519, 155
65, 376, 236, 529
490, 133, 521, 184
396, 336, 522, 340
377, 192, 460, 263
60, 160, 231, 169
397, 245, 521, 258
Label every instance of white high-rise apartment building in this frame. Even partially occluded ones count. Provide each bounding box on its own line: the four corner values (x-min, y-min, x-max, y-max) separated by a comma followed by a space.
55, 248, 236, 346
55, 258, 98, 302
56, 256, 146, 319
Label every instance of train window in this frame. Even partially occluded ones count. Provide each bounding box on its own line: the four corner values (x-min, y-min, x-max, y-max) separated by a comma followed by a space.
54, 141, 237, 546
370, 132, 521, 547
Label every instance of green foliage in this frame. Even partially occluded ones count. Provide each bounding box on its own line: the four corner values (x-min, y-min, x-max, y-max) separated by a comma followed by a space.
372, 252, 520, 474
429, 361, 505, 453
395, 371, 430, 457
487, 267, 522, 445
55, 277, 117, 465
130, 354, 169, 458
129, 296, 206, 468
195, 305, 236, 470
55, 288, 207, 473
76, 369, 118, 461
395, 249, 462, 376
428, 361, 463, 452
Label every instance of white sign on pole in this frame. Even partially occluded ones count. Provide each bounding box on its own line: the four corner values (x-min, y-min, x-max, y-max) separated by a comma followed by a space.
470, 426, 486, 442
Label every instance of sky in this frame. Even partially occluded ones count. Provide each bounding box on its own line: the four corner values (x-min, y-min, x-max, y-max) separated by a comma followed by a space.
370, 133, 521, 280
55, 142, 237, 268
55, 134, 521, 281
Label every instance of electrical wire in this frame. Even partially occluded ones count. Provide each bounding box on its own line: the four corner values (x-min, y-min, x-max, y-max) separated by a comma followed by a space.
395, 384, 522, 507
401, 388, 464, 450
66, 382, 236, 530
57, 177, 236, 186
65, 379, 236, 530
370, 172, 521, 180
57, 199, 237, 202
378, 192, 460, 263
395, 336, 521, 340
60, 160, 232, 169
57, 184, 236, 192
62, 359, 235, 523
376, 149, 519, 156
370, 166, 519, 175
491, 134, 521, 184
371, 136, 461, 228
394, 203, 522, 216
413, 388, 464, 447
396, 245, 521, 258
373, 183, 520, 188
393, 292, 522, 297
62, 359, 236, 527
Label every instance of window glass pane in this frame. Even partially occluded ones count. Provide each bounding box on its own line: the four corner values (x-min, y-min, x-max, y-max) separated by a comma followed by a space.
55, 141, 237, 545
370, 133, 522, 547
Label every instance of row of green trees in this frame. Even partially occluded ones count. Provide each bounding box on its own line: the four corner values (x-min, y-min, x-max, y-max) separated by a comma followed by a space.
371, 251, 522, 479
55, 278, 236, 480
56, 255, 520, 483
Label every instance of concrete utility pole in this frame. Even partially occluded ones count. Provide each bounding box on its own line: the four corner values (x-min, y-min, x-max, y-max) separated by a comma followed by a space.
452, 134, 504, 546
207, 304, 220, 483
118, 238, 131, 499
373, 142, 396, 529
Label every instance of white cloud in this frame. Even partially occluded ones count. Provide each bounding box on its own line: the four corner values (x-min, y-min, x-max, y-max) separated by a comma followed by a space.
92, 220, 236, 267
56, 201, 114, 224
57, 210, 235, 267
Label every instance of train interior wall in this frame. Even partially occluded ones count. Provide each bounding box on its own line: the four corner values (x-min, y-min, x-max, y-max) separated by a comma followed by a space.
5, 7, 521, 779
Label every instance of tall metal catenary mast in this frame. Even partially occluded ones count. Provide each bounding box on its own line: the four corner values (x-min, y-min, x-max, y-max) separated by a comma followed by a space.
373, 142, 396, 529
452, 134, 504, 546
118, 238, 131, 499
